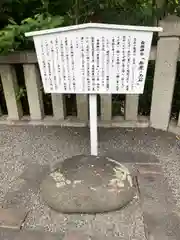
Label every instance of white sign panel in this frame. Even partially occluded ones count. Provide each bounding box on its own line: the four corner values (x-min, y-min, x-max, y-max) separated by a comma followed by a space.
25, 23, 162, 94
26, 23, 162, 156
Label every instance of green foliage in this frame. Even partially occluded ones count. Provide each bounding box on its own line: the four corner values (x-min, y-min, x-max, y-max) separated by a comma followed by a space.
16, 87, 26, 101
0, 0, 168, 54
1, 0, 180, 54
72, 0, 157, 25
0, 13, 65, 54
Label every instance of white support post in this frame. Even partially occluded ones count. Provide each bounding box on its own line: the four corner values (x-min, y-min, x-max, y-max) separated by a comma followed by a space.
89, 94, 98, 156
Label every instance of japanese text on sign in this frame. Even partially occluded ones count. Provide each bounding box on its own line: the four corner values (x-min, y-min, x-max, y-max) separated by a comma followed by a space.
34, 30, 152, 94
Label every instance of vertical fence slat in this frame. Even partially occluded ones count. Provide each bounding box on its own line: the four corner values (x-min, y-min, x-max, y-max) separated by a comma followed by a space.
0, 65, 23, 120
51, 94, 66, 119
150, 38, 179, 130
178, 113, 180, 127
125, 94, 139, 121
23, 64, 44, 120
100, 95, 112, 121
76, 94, 88, 121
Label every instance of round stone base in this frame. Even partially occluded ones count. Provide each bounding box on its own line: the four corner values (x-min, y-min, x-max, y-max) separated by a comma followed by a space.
41, 155, 136, 213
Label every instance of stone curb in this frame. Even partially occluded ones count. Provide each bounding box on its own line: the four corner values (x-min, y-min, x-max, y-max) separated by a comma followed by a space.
0, 228, 63, 240
0, 208, 28, 230
0, 228, 125, 240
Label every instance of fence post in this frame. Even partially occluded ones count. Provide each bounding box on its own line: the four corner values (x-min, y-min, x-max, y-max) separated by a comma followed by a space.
51, 94, 66, 120
0, 65, 23, 120
125, 95, 139, 121
150, 15, 180, 130
23, 64, 44, 120
100, 95, 112, 121
76, 94, 88, 121
178, 113, 180, 127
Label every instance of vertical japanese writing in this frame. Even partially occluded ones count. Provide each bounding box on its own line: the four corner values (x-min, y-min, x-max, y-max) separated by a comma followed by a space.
70, 39, 76, 91
61, 39, 66, 91
133, 38, 136, 64
126, 36, 131, 91
121, 36, 126, 90
76, 37, 79, 48
87, 37, 92, 91
50, 39, 58, 90
91, 37, 95, 91
65, 37, 71, 91
45, 40, 53, 91
106, 38, 110, 90
37, 31, 150, 95
55, 37, 61, 88
76, 37, 80, 91
101, 37, 105, 88
132, 37, 137, 90
85, 37, 89, 92
112, 37, 115, 68
41, 40, 48, 89
138, 40, 145, 84
81, 37, 85, 91
140, 40, 145, 56
116, 36, 120, 91
96, 38, 100, 92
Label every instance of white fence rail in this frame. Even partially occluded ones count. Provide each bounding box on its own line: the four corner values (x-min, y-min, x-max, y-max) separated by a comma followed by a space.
0, 16, 180, 134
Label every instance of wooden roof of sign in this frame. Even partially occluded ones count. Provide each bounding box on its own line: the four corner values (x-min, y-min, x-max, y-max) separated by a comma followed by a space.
25, 23, 162, 37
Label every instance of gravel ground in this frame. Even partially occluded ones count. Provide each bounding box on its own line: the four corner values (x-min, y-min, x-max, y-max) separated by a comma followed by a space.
0, 125, 180, 238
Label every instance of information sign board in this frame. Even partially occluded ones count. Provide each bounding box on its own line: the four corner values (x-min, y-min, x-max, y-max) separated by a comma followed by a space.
26, 23, 162, 156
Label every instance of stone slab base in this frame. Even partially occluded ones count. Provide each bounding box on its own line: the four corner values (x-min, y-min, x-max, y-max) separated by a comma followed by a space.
138, 167, 180, 240
0, 208, 28, 229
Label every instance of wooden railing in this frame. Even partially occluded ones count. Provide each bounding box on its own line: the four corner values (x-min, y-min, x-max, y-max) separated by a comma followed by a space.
0, 15, 180, 134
